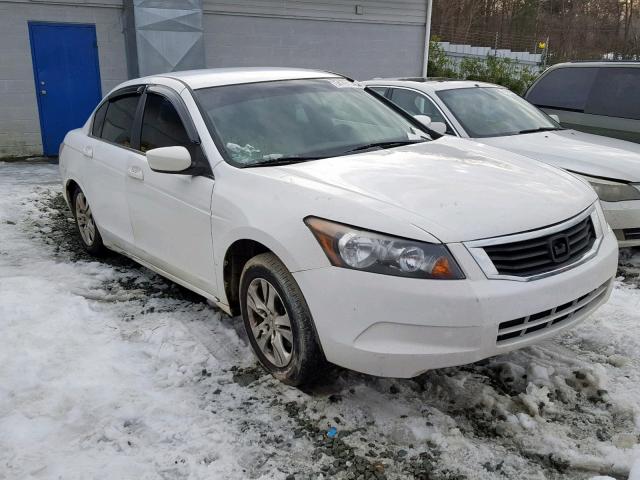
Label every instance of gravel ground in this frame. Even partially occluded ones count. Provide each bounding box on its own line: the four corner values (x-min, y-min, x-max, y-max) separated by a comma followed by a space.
1, 162, 639, 480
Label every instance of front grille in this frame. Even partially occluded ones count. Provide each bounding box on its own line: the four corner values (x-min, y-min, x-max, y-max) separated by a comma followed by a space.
624, 228, 640, 240
483, 216, 596, 277
496, 280, 610, 344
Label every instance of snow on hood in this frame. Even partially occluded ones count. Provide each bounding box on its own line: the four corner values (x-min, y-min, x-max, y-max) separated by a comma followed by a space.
279, 136, 597, 243
480, 130, 640, 182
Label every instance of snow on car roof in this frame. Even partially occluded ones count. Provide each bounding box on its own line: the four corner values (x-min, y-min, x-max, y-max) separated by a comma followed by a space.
157, 67, 342, 90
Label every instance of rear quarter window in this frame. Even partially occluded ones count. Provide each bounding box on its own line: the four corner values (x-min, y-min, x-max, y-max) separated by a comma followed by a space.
91, 102, 108, 137
527, 67, 598, 111
585, 67, 640, 120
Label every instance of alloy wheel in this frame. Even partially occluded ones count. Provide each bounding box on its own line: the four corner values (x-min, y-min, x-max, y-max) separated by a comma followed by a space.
75, 192, 96, 246
246, 278, 293, 367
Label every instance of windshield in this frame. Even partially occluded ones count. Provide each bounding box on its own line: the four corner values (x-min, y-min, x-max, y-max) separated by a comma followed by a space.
194, 78, 429, 166
436, 87, 560, 138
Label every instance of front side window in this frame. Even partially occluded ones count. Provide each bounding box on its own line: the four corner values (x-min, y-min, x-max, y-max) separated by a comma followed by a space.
101, 94, 140, 147
140, 93, 191, 153
437, 87, 559, 138
194, 78, 428, 166
585, 67, 640, 120
388, 88, 452, 133
526, 67, 598, 111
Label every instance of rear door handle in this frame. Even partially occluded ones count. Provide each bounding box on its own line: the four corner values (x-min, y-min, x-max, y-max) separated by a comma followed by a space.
127, 165, 144, 180
83, 146, 93, 158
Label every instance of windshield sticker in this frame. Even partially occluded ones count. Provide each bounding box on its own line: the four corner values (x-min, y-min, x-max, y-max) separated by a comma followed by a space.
327, 79, 365, 89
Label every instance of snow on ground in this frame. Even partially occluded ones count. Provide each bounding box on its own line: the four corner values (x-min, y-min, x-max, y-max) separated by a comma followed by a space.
1, 161, 639, 480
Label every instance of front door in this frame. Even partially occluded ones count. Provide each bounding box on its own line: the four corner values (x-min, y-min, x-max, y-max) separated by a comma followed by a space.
126, 89, 217, 295
28, 22, 102, 156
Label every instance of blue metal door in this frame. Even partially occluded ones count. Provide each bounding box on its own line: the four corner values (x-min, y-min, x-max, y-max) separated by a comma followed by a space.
28, 22, 102, 156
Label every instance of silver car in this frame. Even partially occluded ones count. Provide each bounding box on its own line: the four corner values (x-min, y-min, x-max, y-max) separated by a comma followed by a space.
363, 77, 640, 247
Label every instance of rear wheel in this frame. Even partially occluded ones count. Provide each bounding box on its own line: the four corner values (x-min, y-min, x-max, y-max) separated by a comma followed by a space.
72, 188, 105, 256
240, 253, 325, 386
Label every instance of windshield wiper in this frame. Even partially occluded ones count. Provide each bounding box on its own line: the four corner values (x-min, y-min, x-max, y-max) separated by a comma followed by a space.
341, 139, 427, 155
243, 156, 325, 168
517, 126, 563, 134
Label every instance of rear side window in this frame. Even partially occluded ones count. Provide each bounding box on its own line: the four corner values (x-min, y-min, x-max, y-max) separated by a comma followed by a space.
140, 93, 191, 153
527, 67, 598, 111
585, 68, 640, 120
91, 102, 108, 137
101, 94, 140, 147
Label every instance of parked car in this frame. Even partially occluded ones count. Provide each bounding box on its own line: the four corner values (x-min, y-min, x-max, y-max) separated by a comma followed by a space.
525, 62, 640, 144
60, 68, 617, 385
364, 78, 640, 247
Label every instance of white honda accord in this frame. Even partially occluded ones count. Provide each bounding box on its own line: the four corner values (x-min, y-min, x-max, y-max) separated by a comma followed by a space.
59, 68, 618, 385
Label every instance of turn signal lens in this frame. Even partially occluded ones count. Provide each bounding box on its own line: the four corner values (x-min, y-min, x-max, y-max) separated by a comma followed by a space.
304, 217, 464, 279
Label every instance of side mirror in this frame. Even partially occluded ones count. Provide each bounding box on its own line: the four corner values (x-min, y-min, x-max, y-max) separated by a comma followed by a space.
413, 114, 432, 127
414, 115, 447, 136
429, 122, 447, 136
549, 114, 560, 123
147, 146, 192, 173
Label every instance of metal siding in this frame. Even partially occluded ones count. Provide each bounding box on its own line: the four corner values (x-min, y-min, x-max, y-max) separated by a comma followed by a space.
203, 0, 427, 25
204, 14, 425, 79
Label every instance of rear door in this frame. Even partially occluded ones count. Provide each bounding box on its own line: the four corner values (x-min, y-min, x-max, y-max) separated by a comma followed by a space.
87, 88, 141, 249
125, 86, 217, 295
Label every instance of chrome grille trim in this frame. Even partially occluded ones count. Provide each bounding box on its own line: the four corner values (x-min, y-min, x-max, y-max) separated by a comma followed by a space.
465, 205, 603, 282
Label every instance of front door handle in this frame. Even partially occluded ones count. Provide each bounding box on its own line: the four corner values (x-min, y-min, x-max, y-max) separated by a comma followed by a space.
83, 146, 93, 158
127, 165, 144, 180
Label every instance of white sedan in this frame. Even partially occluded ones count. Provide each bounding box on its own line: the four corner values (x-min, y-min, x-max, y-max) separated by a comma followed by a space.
363, 78, 640, 247
59, 68, 617, 385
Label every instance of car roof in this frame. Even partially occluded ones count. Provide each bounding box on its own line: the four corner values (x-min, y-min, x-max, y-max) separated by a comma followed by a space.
547, 61, 640, 69
139, 67, 342, 90
362, 77, 501, 92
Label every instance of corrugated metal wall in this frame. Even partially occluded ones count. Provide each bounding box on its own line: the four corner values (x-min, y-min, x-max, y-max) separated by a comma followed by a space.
203, 0, 427, 25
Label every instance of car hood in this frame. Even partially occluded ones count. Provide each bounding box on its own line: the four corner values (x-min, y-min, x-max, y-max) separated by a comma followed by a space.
479, 130, 640, 182
277, 136, 596, 243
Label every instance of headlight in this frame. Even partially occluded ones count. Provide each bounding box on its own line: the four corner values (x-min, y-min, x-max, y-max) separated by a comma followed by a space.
579, 174, 640, 202
304, 217, 465, 279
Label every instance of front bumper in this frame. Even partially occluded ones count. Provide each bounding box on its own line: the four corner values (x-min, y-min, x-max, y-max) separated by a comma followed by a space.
293, 230, 618, 378
601, 199, 640, 247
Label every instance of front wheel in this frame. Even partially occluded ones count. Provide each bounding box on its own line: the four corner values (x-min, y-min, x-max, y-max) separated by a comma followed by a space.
72, 188, 105, 256
239, 253, 325, 386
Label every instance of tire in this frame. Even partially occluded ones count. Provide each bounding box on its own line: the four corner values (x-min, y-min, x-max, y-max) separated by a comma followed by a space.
239, 252, 325, 386
71, 188, 106, 256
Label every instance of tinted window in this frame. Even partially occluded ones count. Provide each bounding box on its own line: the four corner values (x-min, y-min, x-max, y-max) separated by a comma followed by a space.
91, 102, 108, 137
585, 68, 640, 120
101, 94, 140, 147
389, 88, 450, 130
526, 67, 598, 111
140, 93, 192, 153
